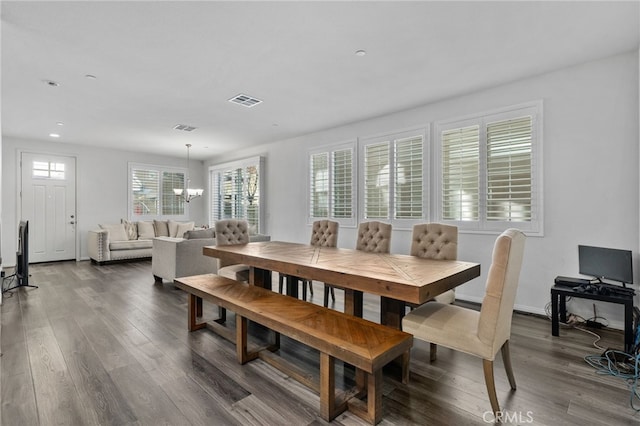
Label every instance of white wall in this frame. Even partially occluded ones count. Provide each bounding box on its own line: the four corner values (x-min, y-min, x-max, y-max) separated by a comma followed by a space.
207, 51, 639, 328
1, 51, 637, 329
1, 137, 207, 261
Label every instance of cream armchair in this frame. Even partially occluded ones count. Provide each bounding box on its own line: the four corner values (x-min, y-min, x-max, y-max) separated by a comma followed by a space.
152, 235, 218, 283
152, 229, 271, 283
402, 228, 526, 416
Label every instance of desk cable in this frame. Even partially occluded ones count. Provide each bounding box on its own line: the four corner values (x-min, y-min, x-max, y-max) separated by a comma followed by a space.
585, 349, 640, 411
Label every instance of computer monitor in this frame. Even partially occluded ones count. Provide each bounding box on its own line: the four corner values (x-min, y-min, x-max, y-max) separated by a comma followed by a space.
578, 245, 633, 286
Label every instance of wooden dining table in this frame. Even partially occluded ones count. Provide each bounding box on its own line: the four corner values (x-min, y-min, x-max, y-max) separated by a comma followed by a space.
203, 241, 481, 329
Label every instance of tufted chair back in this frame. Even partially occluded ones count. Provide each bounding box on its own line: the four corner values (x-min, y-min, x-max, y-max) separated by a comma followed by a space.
478, 228, 526, 353
356, 221, 392, 254
215, 220, 250, 269
410, 223, 458, 260
310, 220, 339, 247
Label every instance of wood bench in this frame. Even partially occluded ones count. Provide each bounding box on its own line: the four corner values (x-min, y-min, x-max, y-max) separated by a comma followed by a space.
174, 273, 413, 425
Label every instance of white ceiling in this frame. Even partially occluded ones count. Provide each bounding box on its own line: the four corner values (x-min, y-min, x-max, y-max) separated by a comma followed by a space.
2, 1, 639, 160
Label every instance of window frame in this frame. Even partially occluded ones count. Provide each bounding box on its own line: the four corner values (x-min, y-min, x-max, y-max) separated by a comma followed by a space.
358, 126, 430, 229
307, 141, 357, 227
209, 156, 265, 234
128, 162, 188, 221
434, 101, 543, 235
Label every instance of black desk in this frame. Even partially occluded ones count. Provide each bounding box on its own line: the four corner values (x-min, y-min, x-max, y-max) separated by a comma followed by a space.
550, 285, 635, 353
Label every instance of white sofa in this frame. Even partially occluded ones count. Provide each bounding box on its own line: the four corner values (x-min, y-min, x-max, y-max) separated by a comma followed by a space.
88, 230, 152, 264
88, 219, 195, 264
151, 231, 271, 283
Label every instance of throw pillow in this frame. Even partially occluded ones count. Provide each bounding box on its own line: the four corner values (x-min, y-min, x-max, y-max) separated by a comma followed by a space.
121, 219, 138, 240
98, 223, 128, 242
184, 228, 215, 239
167, 220, 180, 238
153, 220, 169, 237
176, 221, 195, 238
137, 221, 155, 239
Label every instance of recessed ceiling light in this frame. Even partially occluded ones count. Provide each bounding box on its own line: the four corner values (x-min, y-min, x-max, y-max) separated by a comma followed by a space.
355, 49, 367, 56
43, 79, 60, 87
56, 122, 64, 126
49, 133, 60, 138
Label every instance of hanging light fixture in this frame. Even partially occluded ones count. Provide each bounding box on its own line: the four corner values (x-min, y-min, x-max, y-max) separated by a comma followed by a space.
174, 143, 203, 202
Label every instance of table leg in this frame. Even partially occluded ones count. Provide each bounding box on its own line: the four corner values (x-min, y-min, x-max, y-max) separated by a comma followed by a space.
380, 297, 406, 328
250, 267, 272, 289
551, 290, 559, 337
625, 299, 633, 353
344, 289, 363, 318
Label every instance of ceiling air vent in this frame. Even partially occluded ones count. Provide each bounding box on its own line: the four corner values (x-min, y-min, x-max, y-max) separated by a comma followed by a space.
173, 124, 197, 132
228, 93, 262, 108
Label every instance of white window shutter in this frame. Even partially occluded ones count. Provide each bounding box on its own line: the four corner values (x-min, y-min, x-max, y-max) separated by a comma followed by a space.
394, 136, 423, 219
486, 116, 533, 222
332, 148, 353, 219
364, 142, 390, 219
310, 153, 329, 218
441, 125, 480, 221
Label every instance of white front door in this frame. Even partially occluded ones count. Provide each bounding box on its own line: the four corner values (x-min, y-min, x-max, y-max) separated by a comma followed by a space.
20, 152, 77, 263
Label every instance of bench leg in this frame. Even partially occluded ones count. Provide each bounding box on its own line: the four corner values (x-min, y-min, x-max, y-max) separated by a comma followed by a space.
236, 315, 259, 364
367, 369, 383, 424
402, 350, 411, 385
188, 295, 206, 331
196, 297, 203, 317
347, 368, 383, 425
320, 352, 336, 421
216, 306, 227, 324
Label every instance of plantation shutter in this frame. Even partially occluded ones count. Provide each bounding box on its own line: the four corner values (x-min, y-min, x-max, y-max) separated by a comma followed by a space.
161, 171, 185, 215
310, 153, 329, 218
132, 168, 159, 216
486, 116, 532, 222
332, 148, 352, 219
364, 142, 390, 219
441, 125, 480, 221
210, 170, 222, 223
394, 136, 423, 219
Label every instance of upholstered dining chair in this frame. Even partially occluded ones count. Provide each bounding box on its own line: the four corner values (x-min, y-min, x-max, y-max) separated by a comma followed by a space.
410, 223, 458, 305
214, 220, 251, 282
278, 220, 339, 300
402, 228, 526, 416
324, 220, 391, 307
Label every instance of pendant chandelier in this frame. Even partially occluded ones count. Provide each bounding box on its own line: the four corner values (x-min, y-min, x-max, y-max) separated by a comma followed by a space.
174, 143, 203, 202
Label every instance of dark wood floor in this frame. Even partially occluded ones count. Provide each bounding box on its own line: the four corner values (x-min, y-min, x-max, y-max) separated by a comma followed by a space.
1, 260, 639, 425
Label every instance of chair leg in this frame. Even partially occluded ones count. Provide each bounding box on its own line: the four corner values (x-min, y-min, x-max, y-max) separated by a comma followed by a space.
302, 279, 307, 300
330, 286, 335, 301
307, 280, 314, 296
278, 274, 284, 293
429, 343, 437, 362
501, 341, 517, 390
323, 284, 330, 307
482, 359, 500, 415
